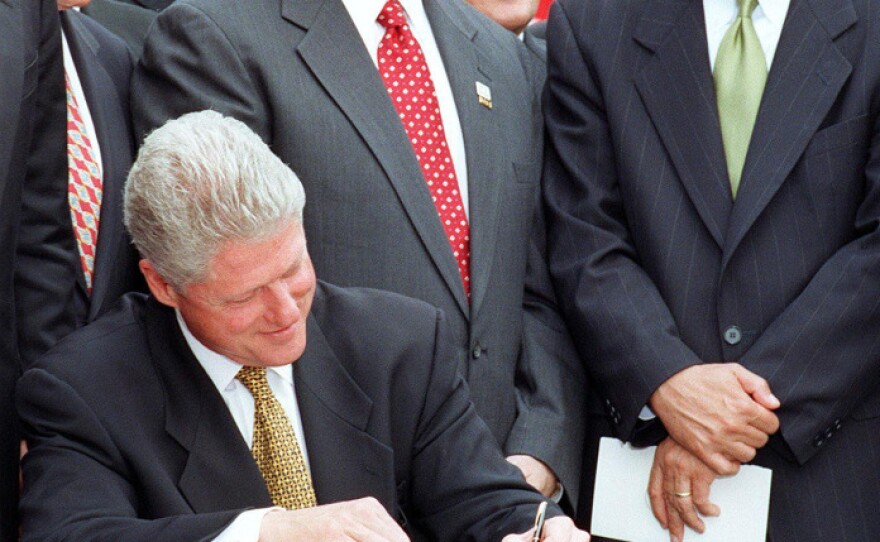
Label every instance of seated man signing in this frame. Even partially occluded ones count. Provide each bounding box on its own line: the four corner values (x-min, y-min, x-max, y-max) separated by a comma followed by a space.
16, 111, 588, 542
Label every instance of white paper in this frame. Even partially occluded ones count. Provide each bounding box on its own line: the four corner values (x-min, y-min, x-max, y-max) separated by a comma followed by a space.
591, 437, 772, 542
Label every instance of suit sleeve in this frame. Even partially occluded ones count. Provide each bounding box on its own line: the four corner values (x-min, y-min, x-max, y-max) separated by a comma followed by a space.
14, 10, 80, 367
17, 368, 241, 542
409, 310, 560, 542
542, 1, 702, 442
736, 110, 880, 465
501, 31, 588, 511
131, 2, 269, 143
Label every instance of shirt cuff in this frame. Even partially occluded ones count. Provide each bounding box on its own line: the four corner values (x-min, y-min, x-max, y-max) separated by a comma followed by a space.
212, 508, 280, 542
638, 406, 656, 421
550, 481, 564, 503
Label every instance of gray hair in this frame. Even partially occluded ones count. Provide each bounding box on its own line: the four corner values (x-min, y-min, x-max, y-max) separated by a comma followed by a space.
124, 110, 306, 290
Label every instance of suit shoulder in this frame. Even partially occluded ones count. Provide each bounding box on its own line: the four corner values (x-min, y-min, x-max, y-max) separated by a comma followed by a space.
32, 293, 150, 382
312, 281, 441, 335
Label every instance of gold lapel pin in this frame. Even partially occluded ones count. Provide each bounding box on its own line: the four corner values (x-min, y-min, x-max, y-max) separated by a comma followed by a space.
475, 81, 493, 109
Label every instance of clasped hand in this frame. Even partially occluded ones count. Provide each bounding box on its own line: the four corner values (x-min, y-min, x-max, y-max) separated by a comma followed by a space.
647, 363, 780, 541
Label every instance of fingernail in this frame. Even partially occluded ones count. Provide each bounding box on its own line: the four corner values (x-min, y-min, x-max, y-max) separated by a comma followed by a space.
671, 536, 679, 542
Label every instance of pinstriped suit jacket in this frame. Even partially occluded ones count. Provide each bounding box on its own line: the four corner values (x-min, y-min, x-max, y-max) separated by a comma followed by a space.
544, 0, 880, 539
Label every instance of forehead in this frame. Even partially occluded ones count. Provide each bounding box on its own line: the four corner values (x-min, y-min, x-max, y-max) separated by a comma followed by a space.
201, 223, 307, 288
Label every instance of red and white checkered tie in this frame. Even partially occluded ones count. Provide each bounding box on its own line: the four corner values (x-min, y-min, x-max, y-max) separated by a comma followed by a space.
65, 72, 102, 293
377, 0, 471, 298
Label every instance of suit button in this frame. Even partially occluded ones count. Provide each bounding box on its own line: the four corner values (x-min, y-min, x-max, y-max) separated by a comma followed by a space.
723, 326, 742, 345
813, 434, 825, 448
472, 345, 482, 359
833, 419, 842, 431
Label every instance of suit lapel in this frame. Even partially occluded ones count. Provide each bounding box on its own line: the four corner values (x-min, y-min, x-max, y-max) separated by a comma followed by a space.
62, 13, 135, 320
634, 0, 732, 249
282, 0, 469, 318
721, 0, 855, 270
294, 310, 396, 509
0, 1, 24, 207
424, 0, 499, 319
146, 299, 272, 513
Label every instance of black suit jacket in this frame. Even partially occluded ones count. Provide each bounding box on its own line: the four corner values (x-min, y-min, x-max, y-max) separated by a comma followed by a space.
0, 0, 66, 538
18, 284, 555, 541
15, 10, 141, 368
132, 0, 587, 508
543, 0, 880, 538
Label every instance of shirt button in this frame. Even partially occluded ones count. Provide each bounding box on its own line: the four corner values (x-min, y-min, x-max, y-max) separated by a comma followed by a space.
472, 345, 482, 359
723, 326, 742, 345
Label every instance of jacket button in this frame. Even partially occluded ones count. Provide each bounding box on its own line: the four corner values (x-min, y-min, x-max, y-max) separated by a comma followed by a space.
472, 345, 482, 359
723, 326, 742, 345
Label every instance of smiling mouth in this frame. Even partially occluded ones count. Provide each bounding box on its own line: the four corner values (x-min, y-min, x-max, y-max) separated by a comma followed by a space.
263, 321, 298, 338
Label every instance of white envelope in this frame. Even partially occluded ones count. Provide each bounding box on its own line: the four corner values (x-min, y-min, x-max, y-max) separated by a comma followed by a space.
591, 437, 772, 542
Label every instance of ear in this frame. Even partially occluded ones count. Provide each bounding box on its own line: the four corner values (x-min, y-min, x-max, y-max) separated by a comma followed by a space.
139, 259, 181, 308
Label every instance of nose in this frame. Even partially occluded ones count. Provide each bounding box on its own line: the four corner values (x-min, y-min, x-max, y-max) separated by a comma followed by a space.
264, 280, 300, 327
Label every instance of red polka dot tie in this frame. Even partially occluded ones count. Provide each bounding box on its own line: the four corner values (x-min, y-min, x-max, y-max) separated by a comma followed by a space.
377, 0, 471, 299
66, 72, 103, 294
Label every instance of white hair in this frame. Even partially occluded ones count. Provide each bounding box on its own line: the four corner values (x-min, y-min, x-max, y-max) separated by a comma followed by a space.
124, 110, 306, 289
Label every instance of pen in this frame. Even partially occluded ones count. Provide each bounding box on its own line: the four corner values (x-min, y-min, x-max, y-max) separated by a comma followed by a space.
531, 501, 548, 542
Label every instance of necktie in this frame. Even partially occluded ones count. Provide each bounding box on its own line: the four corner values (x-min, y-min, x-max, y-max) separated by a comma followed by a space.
66, 72, 103, 293
713, 0, 767, 198
377, 0, 471, 298
236, 366, 317, 510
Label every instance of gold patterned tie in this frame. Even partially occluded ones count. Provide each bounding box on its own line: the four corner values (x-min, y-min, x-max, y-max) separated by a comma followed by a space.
714, 0, 767, 198
236, 366, 317, 509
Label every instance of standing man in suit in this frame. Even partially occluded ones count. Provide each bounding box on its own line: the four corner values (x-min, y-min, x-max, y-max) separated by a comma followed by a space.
0, 0, 67, 537
543, 0, 880, 540
15, 0, 141, 366
18, 110, 589, 542
133, 0, 587, 509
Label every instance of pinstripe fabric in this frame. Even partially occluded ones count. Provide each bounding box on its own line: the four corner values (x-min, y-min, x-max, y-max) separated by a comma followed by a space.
544, 0, 880, 538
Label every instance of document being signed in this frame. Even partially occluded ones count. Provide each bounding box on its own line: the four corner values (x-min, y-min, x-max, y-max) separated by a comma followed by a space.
591, 437, 772, 542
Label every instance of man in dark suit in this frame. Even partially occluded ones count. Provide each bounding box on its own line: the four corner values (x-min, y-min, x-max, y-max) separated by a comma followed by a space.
0, 0, 67, 537
543, 0, 880, 540
132, 0, 586, 508
17, 111, 588, 542
15, 0, 141, 366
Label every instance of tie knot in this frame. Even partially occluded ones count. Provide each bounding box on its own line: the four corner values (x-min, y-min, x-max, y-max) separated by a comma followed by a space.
739, 0, 759, 18
377, 0, 406, 30
236, 366, 270, 397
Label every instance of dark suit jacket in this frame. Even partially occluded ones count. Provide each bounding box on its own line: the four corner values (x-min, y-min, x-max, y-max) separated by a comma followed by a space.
0, 0, 66, 537
15, 9, 141, 366
543, 0, 880, 538
132, 0, 587, 507
81, 0, 158, 60
18, 284, 556, 542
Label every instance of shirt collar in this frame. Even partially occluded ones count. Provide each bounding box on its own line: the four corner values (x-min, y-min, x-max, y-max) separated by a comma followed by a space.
341, 0, 385, 25
340, 0, 426, 26
704, 0, 790, 27
175, 310, 293, 393
758, 0, 790, 26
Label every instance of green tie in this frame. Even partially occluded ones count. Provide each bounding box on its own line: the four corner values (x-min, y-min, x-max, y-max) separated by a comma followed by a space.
714, 0, 767, 198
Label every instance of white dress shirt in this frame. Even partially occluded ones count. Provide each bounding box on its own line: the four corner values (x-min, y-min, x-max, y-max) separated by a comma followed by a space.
61, 28, 104, 180
703, 0, 791, 72
176, 312, 310, 542
340, 0, 470, 218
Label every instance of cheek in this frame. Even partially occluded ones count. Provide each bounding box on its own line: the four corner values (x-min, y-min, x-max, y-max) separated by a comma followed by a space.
223, 305, 268, 334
